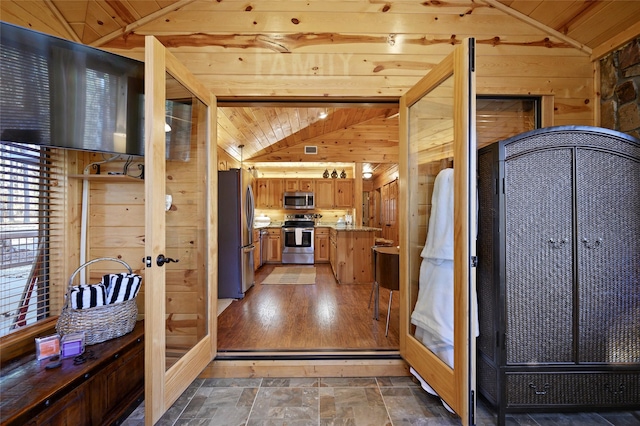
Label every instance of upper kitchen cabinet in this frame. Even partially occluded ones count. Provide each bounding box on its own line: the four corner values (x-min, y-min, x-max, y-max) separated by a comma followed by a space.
315, 180, 335, 209
315, 179, 353, 209
334, 180, 353, 209
284, 179, 315, 193
256, 178, 284, 209
257, 177, 353, 209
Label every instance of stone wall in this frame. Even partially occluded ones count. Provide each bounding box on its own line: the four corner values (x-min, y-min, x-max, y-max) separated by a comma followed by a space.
600, 37, 640, 140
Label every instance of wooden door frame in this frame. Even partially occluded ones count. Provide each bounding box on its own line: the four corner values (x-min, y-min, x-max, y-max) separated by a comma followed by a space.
144, 36, 218, 425
398, 39, 476, 425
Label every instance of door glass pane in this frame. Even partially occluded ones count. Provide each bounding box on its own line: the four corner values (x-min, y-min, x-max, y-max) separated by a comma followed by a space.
408, 75, 456, 368
165, 72, 209, 370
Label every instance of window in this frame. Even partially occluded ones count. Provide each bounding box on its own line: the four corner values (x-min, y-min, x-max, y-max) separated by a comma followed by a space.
0, 143, 55, 336
477, 96, 541, 149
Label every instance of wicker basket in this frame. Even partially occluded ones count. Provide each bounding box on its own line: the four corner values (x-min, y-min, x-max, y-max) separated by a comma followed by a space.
56, 257, 139, 345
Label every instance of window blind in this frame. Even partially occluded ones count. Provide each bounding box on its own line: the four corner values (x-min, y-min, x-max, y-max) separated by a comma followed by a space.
0, 143, 56, 336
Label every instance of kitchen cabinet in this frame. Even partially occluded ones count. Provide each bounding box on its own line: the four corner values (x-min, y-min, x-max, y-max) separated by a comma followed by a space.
329, 228, 337, 278
314, 179, 353, 209
265, 228, 282, 263
314, 227, 330, 263
315, 180, 335, 208
334, 180, 353, 208
284, 178, 314, 192
255, 179, 270, 207
299, 179, 314, 192
257, 178, 351, 209
329, 228, 375, 284
0, 321, 144, 426
256, 178, 284, 208
253, 229, 261, 271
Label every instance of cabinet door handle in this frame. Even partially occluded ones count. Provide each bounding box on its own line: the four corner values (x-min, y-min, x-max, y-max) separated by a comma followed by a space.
548, 238, 567, 249
529, 382, 550, 395
582, 237, 602, 249
605, 383, 626, 396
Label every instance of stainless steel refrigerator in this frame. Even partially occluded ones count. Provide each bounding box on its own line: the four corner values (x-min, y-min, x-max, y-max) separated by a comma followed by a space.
218, 168, 255, 298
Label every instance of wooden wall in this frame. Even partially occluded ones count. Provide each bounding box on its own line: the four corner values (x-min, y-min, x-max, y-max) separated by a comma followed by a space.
2, 1, 603, 166
103, 2, 596, 128
65, 148, 208, 353
2, 0, 618, 358
75, 152, 146, 313
475, 46, 593, 127
217, 148, 241, 171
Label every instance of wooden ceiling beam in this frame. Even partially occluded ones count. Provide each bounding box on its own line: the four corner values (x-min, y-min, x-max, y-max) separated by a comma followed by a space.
43, 0, 81, 43
90, 0, 197, 47
591, 19, 640, 61
479, 0, 592, 56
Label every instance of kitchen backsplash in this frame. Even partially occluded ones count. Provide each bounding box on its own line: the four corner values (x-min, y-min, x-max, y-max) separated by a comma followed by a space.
255, 208, 355, 225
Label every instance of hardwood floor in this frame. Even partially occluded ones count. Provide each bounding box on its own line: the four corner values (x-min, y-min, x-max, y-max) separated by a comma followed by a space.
217, 263, 400, 351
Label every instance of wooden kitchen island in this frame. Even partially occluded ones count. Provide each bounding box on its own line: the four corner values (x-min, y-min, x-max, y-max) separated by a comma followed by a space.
328, 226, 381, 284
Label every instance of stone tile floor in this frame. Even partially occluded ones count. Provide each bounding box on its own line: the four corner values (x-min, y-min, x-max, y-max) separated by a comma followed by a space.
122, 376, 640, 425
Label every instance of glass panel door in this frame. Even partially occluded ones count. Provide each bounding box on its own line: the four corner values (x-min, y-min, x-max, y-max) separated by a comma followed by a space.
399, 38, 476, 425
144, 36, 217, 424
164, 74, 209, 370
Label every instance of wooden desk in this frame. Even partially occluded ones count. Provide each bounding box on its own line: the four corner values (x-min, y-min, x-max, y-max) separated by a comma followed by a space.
0, 321, 144, 426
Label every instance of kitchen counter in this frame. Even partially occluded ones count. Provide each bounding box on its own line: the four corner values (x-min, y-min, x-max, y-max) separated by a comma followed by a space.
254, 222, 282, 229
326, 226, 379, 284
315, 224, 382, 232
255, 223, 381, 232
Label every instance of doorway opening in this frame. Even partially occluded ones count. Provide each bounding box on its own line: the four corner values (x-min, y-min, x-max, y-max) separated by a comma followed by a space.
216, 100, 401, 357
214, 96, 541, 357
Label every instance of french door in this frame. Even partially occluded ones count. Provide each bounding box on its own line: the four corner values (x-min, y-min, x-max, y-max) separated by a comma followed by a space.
144, 36, 217, 425
399, 38, 477, 425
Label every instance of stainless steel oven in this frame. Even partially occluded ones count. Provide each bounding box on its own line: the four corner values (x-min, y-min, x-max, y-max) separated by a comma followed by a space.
282, 214, 314, 264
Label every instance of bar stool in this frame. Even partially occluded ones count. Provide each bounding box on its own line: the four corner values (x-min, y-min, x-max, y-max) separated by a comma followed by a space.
368, 245, 399, 336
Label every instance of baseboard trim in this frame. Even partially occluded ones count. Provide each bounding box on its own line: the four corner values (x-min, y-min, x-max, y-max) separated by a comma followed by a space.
214, 349, 401, 360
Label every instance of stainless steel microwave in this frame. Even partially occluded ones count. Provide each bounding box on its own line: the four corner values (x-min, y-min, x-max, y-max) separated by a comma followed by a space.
283, 192, 314, 210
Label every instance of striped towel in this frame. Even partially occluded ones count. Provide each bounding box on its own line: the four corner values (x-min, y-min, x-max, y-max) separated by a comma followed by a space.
104, 273, 142, 304
70, 284, 107, 309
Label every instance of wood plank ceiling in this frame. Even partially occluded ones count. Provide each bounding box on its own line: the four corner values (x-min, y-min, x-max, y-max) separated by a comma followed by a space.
1, 0, 637, 178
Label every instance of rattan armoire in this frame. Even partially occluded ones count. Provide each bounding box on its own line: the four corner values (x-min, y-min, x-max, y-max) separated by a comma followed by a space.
476, 126, 640, 424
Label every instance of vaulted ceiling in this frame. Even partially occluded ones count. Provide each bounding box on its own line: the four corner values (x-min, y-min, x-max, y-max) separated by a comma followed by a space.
2, 0, 633, 52
2, 0, 637, 176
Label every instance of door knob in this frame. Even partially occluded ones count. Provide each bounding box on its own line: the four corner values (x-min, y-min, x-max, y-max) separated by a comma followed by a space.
156, 254, 179, 266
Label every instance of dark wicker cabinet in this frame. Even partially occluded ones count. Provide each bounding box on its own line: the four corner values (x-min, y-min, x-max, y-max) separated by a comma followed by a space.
476, 126, 640, 424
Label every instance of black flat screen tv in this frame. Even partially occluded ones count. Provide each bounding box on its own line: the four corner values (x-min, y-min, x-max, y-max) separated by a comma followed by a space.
0, 22, 145, 156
